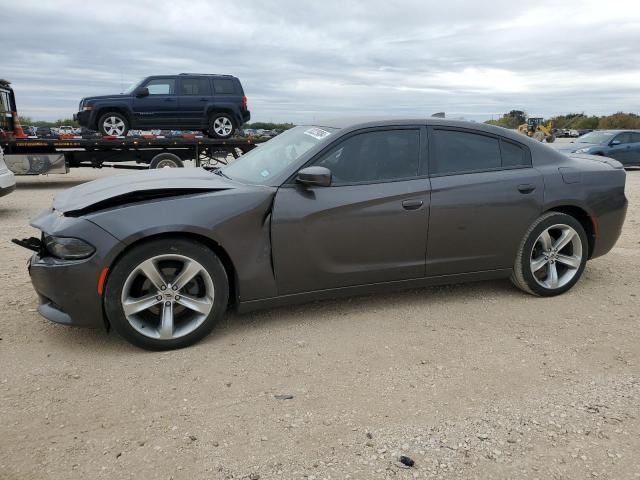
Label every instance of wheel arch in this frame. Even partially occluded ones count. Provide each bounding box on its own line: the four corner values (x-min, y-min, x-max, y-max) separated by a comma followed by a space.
544, 205, 595, 258
207, 107, 238, 125
102, 232, 239, 329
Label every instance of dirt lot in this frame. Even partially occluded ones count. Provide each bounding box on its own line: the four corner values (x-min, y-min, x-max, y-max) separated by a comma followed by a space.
1, 164, 639, 480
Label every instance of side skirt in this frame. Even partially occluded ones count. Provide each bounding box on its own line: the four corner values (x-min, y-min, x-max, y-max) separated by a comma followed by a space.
236, 268, 512, 313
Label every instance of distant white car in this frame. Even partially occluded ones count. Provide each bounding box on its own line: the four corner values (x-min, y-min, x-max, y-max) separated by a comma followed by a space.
0, 146, 16, 198
58, 125, 75, 135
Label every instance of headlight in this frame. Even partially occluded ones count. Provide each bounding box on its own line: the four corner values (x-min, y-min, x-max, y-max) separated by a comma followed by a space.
44, 235, 95, 259
574, 148, 590, 154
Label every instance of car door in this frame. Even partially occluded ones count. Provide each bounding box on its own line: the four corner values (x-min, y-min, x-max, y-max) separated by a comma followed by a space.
132, 77, 178, 127
426, 127, 543, 276
630, 133, 640, 166
177, 77, 213, 128
606, 132, 634, 163
271, 127, 430, 295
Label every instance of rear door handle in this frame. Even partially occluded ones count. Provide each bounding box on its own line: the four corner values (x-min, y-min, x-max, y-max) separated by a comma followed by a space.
199, 98, 208, 101
164, 98, 175, 102
517, 184, 536, 194
402, 199, 423, 210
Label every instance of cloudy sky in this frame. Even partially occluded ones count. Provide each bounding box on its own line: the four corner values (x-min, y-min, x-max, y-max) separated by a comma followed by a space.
4, 0, 640, 123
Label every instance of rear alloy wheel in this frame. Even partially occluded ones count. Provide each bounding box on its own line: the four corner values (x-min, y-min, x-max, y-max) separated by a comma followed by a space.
105, 239, 229, 350
98, 112, 129, 137
512, 212, 588, 296
209, 113, 235, 139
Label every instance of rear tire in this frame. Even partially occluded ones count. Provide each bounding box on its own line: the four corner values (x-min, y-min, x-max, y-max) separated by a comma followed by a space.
149, 152, 184, 169
208, 113, 235, 139
98, 112, 130, 137
545, 135, 556, 143
105, 238, 229, 350
511, 212, 588, 297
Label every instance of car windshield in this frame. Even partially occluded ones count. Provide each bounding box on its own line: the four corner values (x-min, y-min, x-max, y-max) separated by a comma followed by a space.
222, 125, 337, 184
576, 131, 615, 144
122, 78, 143, 95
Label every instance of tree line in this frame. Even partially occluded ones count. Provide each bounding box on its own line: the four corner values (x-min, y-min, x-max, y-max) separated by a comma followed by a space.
485, 111, 640, 130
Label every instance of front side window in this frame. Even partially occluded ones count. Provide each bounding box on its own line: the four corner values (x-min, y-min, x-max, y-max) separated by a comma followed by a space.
613, 132, 633, 144
631, 132, 640, 143
431, 129, 500, 175
180, 78, 212, 96
144, 78, 176, 95
315, 129, 420, 185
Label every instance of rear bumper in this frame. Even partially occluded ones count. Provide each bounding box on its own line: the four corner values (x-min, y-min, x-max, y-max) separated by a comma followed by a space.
241, 110, 251, 124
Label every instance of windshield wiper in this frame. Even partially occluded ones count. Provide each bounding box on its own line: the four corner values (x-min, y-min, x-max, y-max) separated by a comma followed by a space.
207, 166, 231, 179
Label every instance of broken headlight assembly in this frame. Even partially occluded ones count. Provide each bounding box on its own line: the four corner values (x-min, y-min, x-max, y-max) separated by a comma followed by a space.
44, 235, 95, 260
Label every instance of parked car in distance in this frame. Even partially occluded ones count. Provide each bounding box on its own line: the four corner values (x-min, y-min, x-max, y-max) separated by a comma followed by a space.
75, 73, 250, 139
58, 125, 75, 135
35, 127, 55, 138
554, 130, 640, 167
21, 125, 36, 136
20, 118, 627, 350
0, 146, 16, 198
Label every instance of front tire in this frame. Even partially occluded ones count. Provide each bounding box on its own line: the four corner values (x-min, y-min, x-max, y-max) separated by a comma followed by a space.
511, 212, 588, 297
104, 238, 229, 350
208, 113, 235, 139
98, 112, 130, 137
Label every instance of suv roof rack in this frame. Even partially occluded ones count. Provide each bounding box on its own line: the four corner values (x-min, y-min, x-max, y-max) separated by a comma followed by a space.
178, 73, 234, 77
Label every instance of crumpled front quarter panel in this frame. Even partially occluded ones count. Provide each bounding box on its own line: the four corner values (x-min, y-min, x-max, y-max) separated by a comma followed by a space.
86, 187, 278, 301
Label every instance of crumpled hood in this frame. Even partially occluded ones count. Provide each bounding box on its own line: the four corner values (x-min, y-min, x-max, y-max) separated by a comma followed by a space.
54, 168, 235, 215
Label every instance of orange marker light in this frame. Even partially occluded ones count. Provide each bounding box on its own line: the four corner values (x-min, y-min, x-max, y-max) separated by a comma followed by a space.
97, 267, 109, 296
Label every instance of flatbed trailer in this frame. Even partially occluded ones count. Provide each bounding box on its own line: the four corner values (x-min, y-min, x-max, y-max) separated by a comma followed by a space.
0, 136, 258, 175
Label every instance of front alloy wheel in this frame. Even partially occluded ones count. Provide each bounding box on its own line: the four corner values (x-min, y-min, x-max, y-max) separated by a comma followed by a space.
105, 239, 229, 350
98, 112, 129, 137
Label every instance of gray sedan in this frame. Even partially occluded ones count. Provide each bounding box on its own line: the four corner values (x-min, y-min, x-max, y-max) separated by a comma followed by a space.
19, 119, 628, 349
554, 130, 640, 167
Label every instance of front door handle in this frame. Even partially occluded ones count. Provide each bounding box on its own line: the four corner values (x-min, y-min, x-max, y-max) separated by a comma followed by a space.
402, 199, 423, 210
517, 184, 536, 194
164, 98, 175, 102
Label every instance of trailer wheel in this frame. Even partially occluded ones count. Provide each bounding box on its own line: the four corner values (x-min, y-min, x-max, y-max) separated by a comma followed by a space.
149, 153, 184, 169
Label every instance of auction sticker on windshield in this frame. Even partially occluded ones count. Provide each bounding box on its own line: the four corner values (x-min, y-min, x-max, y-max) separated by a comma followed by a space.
304, 127, 331, 140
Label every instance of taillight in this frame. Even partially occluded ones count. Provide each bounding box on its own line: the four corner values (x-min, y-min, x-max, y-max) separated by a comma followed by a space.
242, 96, 247, 112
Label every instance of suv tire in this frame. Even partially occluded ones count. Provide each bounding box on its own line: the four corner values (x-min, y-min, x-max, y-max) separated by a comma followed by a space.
98, 112, 130, 137
209, 113, 235, 139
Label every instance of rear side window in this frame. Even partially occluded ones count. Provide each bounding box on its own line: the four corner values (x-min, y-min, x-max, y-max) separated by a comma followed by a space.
180, 78, 212, 96
431, 129, 500, 175
500, 140, 529, 167
213, 79, 236, 94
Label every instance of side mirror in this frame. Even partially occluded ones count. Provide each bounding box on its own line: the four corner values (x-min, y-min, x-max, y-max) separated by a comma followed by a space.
134, 87, 149, 97
610, 140, 621, 146
296, 166, 332, 187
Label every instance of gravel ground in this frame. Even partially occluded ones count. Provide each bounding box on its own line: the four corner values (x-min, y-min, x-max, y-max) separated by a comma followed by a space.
1, 163, 639, 480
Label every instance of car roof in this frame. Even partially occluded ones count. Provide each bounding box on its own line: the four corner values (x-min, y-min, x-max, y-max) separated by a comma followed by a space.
312, 117, 536, 144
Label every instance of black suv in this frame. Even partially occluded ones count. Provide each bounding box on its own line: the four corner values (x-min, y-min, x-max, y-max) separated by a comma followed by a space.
75, 74, 250, 138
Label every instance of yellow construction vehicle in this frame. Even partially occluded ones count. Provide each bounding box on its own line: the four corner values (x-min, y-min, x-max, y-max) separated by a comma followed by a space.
518, 117, 555, 143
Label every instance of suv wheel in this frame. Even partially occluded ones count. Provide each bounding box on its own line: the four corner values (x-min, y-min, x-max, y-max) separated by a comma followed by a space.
209, 113, 235, 139
98, 112, 129, 137
511, 212, 588, 297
